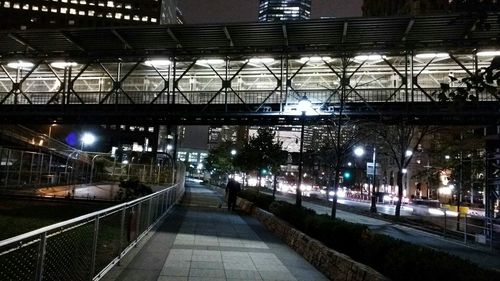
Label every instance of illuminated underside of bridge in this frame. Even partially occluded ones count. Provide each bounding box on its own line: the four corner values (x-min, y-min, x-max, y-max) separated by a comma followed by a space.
0, 13, 499, 125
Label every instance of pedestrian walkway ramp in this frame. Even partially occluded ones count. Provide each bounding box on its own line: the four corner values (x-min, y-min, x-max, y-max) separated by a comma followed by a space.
105, 182, 328, 281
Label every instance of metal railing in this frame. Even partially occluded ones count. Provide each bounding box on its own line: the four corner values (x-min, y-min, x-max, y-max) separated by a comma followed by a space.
0, 178, 185, 281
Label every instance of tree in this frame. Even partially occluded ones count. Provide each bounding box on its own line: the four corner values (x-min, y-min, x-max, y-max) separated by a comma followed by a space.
314, 121, 365, 218
204, 141, 238, 181
438, 55, 500, 105
376, 121, 432, 217
234, 127, 285, 191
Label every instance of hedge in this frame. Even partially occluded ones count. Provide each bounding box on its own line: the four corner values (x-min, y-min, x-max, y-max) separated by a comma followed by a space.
242, 196, 499, 281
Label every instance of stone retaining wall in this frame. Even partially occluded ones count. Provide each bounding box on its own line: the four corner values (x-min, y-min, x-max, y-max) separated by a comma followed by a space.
237, 198, 389, 281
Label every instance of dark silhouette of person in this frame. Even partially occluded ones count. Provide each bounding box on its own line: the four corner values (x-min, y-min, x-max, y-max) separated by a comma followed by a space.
226, 178, 241, 211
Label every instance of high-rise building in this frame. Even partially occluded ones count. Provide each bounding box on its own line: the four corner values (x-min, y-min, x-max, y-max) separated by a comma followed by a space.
258, 0, 311, 22
0, 0, 180, 30
362, 0, 450, 17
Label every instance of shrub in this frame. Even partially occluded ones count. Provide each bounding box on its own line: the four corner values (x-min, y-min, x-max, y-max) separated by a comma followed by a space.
238, 189, 274, 210
253, 199, 500, 281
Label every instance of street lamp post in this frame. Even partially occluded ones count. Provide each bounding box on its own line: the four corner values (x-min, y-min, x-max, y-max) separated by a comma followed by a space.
296, 95, 312, 207
354, 147, 378, 212
370, 147, 378, 213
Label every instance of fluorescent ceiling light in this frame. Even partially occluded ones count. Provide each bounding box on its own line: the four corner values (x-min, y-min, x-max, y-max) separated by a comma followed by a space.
477, 51, 500, 57
249, 58, 275, 64
198, 59, 225, 65
354, 55, 382, 61
299, 56, 332, 63
7, 61, 34, 69
415, 53, 449, 59
50, 62, 78, 69
144, 59, 171, 67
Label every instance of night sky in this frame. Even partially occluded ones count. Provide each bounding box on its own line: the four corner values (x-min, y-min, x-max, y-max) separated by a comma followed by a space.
178, 0, 363, 24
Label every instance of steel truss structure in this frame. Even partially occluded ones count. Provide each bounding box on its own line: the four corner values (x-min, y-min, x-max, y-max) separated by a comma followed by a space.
0, 13, 499, 125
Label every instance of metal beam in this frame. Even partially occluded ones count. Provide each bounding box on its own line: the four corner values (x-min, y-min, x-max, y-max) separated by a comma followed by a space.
61, 32, 86, 52
222, 27, 234, 47
8, 33, 36, 51
167, 28, 182, 48
282, 24, 289, 47
111, 29, 132, 50
341, 21, 348, 44
401, 19, 415, 42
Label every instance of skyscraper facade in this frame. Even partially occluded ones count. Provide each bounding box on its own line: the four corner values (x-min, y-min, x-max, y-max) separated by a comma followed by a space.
259, 0, 311, 22
362, 0, 449, 17
0, 0, 180, 30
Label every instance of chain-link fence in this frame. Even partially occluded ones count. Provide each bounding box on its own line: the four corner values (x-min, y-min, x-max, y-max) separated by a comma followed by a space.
0, 178, 185, 281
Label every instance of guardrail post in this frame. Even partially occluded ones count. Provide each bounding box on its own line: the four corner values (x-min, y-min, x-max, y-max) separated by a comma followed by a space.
89, 215, 100, 281
118, 206, 126, 265
35, 232, 47, 281
147, 197, 153, 227
135, 204, 142, 244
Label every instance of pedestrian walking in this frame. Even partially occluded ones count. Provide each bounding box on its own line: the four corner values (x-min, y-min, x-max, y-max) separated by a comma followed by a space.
225, 178, 241, 211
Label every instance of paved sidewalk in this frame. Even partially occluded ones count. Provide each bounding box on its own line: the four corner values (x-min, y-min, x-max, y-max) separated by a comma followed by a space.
107, 180, 328, 281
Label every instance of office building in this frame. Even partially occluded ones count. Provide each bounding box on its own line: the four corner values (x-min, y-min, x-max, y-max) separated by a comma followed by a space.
259, 0, 311, 22
363, 0, 449, 16
0, 0, 180, 30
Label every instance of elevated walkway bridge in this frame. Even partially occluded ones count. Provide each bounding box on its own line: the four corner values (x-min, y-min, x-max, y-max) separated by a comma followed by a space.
0, 13, 499, 125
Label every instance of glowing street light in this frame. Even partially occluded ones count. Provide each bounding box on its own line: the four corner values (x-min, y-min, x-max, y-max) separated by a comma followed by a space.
80, 132, 96, 151
231, 149, 237, 156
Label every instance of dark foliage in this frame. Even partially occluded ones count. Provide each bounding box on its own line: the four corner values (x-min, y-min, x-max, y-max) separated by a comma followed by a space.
117, 179, 153, 201
237, 189, 274, 210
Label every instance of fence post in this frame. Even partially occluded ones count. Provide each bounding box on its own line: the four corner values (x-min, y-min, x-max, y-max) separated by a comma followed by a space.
89, 215, 100, 281
135, 203, 142, 244
464, 214, 467, 244
118, 206, 126, 265
443, 209, 447, 237
35, 232, 47, 281
147, 197, 153, 227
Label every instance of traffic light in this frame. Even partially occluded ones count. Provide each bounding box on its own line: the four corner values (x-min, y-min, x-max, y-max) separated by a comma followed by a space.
343, 170, 351, 180
341, 168, 354, 184
261, 168, 268, 176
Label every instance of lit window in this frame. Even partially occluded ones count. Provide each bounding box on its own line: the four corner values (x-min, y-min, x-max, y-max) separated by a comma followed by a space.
98, 2, 104, 7
13, 3, 20, 9
106, 12, 112, 18
148, 127, 154, 132
68, 20, 75, 25
88, 2, 94, 6
96, 13, 103, 17
124, 14, 130, 20
78, 10, 85, 15
88, 10, 95, 16
22, 4, 29, 10
32, 5, 38, 11
71, 0, 78, 4
115, 3, 121, 8
125, 4, 131, 9
3, 2, 11, 8
151, 18, 157, 23
107, 1, 114, 7
61, 0, 67, 2
115, 12, 122, 19
69, 8, 76, 14
41, 5, 48, 12
141, 16, 148, 22
51, 8, 58, 13
80, 0, 86, 4
133, 15, 139, 21
52, 0, 59, 2
60, 7, 67, 13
